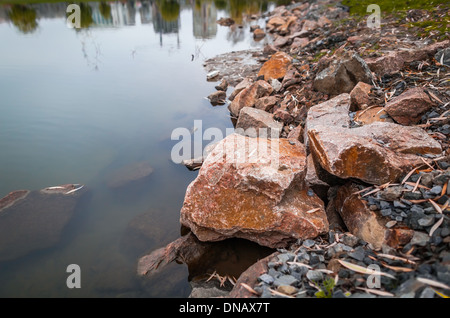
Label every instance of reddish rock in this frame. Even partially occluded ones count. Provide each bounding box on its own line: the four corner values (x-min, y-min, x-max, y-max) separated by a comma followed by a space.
217, 17, 235, 26
334, 183, 414, 249
308, 121, 442, 185
254, 96, 278, 112
325, 195, 347, 231
266, 16, 286, 30
350, 81, 372, 110
354, 107, 393, 125
229, 80, 273, 117
273, 35, 290, 48
385, 87, 435, 125
318, 16, 332, 27
334, 183, 390, 250
287, 125, 304, 143
253, 28, 266, 40
263, 44, 278, 56
273, 108, 294, 125
236, 107, 283, 138
208, 91, 226, 106
304, 93, 351, 145
229, 252, 277, 298
291, 37, 309, 50
229, 78, 253, 101
301, 20, 318, 32
180, 134, 329, 248
365, 40, 450, 75
106, 161, 153, 188
258, 52, 293, 81
313, 51, 374, 95
215, 79, 228, 91
277, 16, 297, 35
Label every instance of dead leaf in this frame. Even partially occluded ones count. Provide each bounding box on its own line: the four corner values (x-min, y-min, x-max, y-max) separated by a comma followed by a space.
240, 283, 260, 295
355, 287, 394, 297
337, 260, 396, 279
417, 277, 450, 290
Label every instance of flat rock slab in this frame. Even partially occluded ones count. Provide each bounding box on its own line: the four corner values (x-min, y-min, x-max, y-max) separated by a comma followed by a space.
106, 161, 153, 188
306, 94, 442, 185
180, 133, 329, 248
203, 50, 263, 87
0, 184, 85, 262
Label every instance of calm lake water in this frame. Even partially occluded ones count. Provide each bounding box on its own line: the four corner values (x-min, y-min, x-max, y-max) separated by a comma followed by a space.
0, 0, 287, 297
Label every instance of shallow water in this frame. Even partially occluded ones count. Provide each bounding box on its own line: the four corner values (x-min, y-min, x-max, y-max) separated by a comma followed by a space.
0, 0, 283, 297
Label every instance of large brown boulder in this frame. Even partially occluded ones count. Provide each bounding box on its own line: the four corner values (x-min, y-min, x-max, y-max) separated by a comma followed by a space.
385, 87, 435, 125
180, 134, 329, 248
0, 184, 86, 262
306, 94, 442, 185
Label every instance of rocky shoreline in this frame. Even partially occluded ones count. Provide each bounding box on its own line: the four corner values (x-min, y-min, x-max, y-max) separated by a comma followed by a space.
135, 0, 450, 298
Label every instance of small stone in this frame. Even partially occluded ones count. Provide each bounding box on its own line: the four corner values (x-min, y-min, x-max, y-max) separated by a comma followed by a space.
277, 285, 298, 295
393, 201, 407, 209
349, 246, 366, 261
419, 287, 436, 298
303, 239, 316, 248
332, 290, 347, 298
440, 227, 450, 237
380, 201, 391, 209
418, 216, 435, 227
430, 186, 443, 196
278, 253, 294, 263
377, 186, 403, 201
274, 275, 299, 287
342, 234, 360, 247
381, 209, 393, 216
386, 220, 397, 228
404, 192, 423, 200
410, 231, 429, 246
271, 79, 282, 92
306, 270, 323, 282
258, 274, 275, 285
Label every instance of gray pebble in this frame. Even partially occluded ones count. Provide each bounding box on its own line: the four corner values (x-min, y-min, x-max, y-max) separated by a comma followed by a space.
430, 186, 443, 195
381, 209, 392, 216
306, 270, 323, 282
303, 239, 316, 248
419, 287, 436, 298
274, 275, 298, 287
418, 215, 435, 227
349, 246, 366, 261
258, 274, 275, 285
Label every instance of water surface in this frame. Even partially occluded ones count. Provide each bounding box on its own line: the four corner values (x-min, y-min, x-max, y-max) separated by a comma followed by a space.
0, 0, 287, 297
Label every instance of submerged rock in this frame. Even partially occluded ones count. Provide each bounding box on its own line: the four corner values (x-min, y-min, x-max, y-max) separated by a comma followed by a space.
180, 133, 329, 248
105, 161, 153, 188
0, 184, 86, 262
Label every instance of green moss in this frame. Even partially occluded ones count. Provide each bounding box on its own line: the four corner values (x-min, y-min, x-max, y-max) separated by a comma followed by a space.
341, 0, 449, 16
